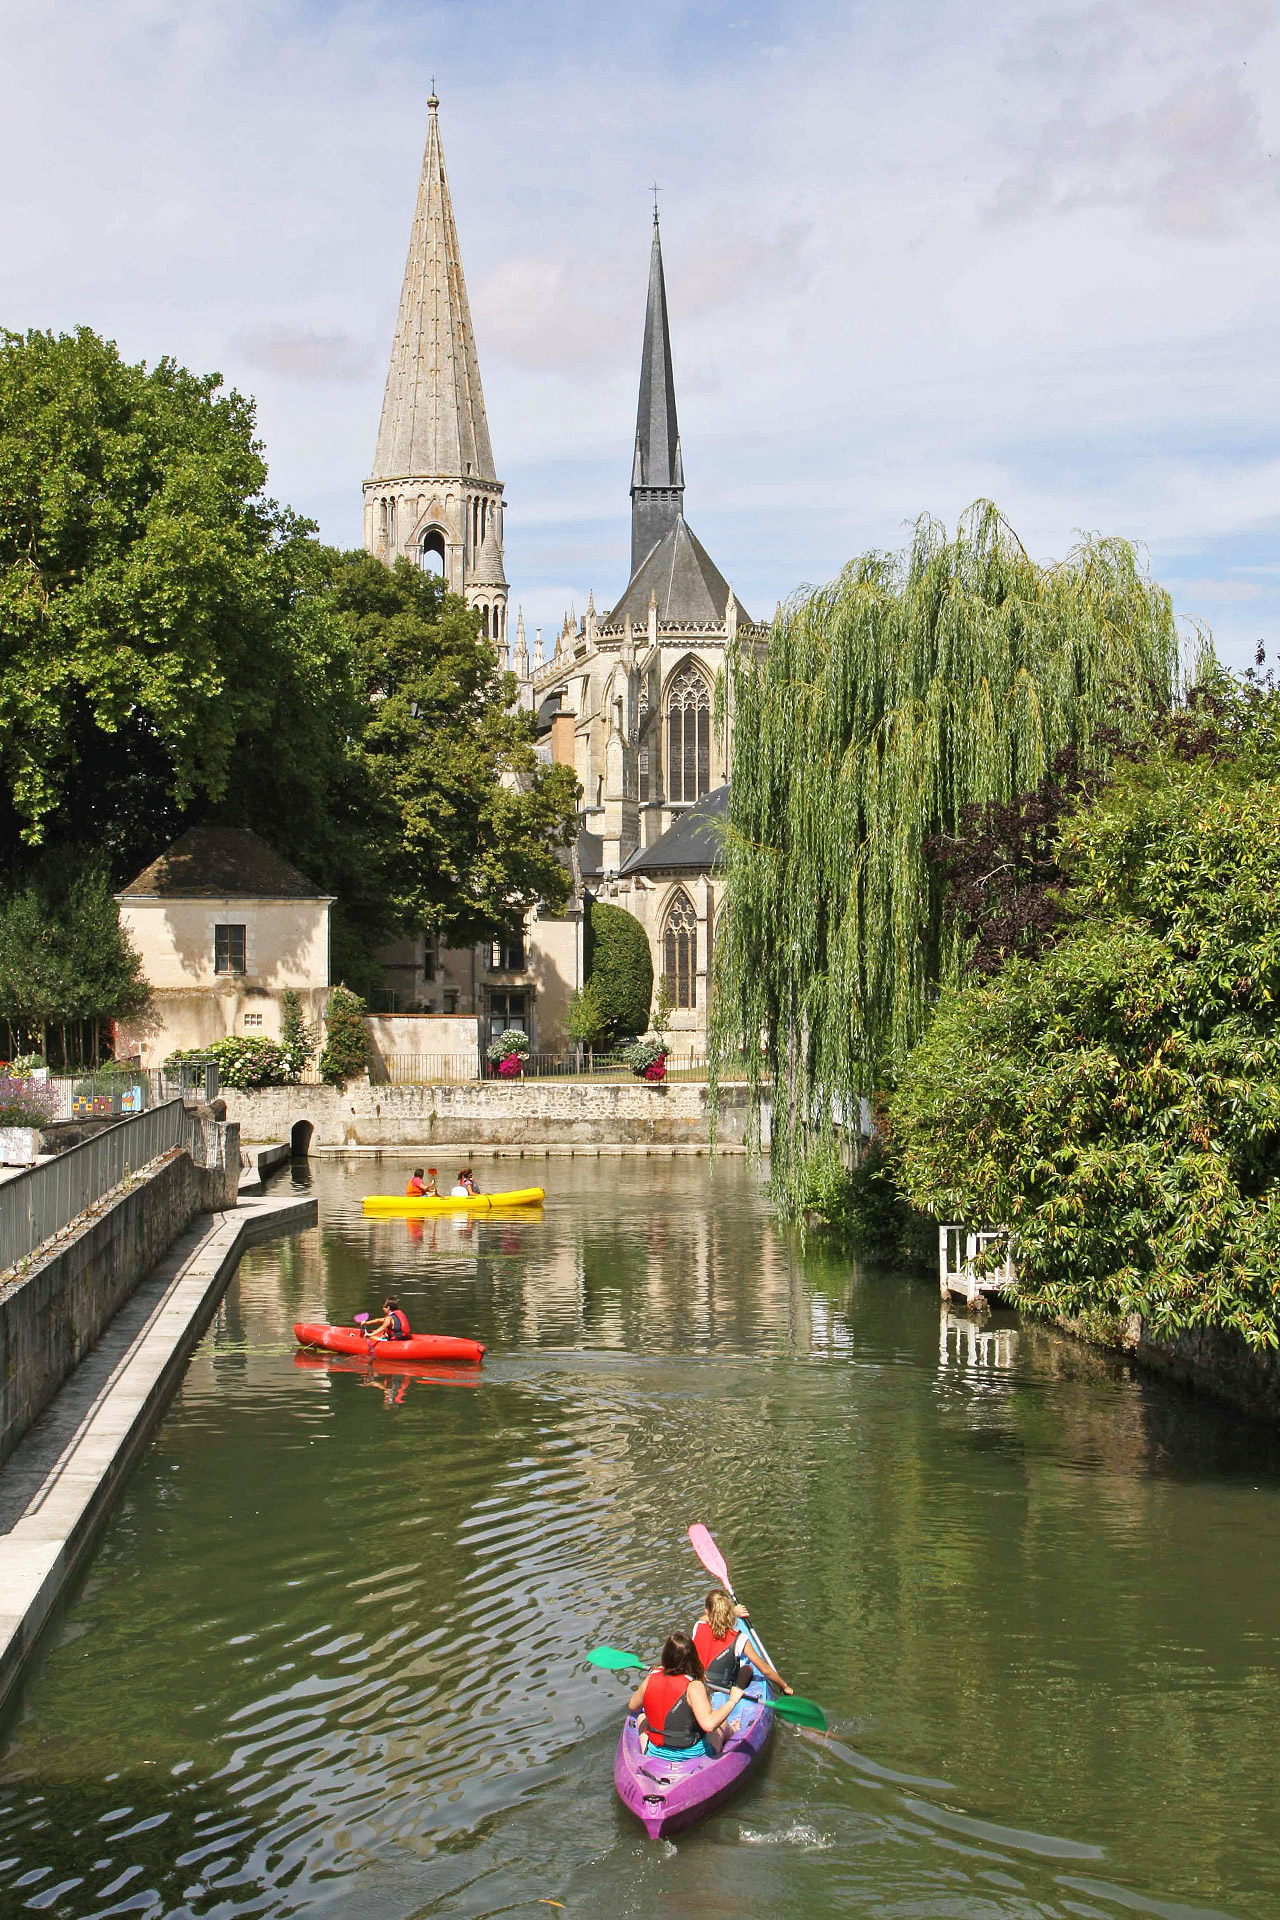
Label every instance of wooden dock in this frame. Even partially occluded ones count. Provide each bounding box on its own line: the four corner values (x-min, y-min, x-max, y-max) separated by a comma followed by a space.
939, 1225, 1016, 1308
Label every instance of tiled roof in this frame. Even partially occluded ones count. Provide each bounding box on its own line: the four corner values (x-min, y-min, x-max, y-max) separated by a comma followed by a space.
619, 785, 729, 875
118, 828, 328, 900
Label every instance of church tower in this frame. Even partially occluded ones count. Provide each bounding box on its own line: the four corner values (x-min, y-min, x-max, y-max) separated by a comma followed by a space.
630, 210, 685, 576
363, 92, 509, 647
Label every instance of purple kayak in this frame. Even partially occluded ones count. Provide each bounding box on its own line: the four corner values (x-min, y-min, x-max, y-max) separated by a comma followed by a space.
613, 1675, 774, 1839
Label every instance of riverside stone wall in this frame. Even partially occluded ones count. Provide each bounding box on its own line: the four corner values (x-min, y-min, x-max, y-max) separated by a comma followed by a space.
0, 1125, 239, 1468
220, 1079, 762, 1150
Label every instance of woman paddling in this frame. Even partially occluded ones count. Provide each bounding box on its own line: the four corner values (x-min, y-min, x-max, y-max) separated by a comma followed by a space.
694, 1589, 793, 1696
362, 1297, 410, 1342
627, 1630, 744, 1755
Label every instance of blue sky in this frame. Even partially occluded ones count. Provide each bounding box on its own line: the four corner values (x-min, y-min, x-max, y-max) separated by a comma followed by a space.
4, 0, 1280, 670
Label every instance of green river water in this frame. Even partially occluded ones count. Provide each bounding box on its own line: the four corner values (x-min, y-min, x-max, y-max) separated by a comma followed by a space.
2, 1156, 1279, 1919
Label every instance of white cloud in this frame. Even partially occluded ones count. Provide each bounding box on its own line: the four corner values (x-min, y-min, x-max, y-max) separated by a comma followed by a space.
1179, 578, 1265, 603
2, 0, 1279, 663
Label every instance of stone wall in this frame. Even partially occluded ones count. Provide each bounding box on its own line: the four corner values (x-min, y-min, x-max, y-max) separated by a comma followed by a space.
0, 1126, 239, 1468
220, 1078, 762, 1149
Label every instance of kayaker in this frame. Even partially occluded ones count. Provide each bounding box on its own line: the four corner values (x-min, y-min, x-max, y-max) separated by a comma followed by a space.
363, 1297, 410, 1341
406, 1168, 427, 1197
450, 1169, 480, 1198
627, 1630, 744, 1755
694, 1590, 793, 1696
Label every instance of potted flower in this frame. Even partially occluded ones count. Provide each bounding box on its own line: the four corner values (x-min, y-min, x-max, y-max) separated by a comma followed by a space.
486, 1030, 530, 1079
623, 1037, 668, 1083
0, 1072, 56, 1167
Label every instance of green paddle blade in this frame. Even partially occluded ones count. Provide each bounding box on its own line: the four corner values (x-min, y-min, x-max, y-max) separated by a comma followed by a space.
586, 1645, 644, 1671
772, 1694, 827, 1731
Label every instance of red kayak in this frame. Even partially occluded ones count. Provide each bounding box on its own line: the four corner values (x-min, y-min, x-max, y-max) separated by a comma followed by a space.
293, 1321, 485, 1365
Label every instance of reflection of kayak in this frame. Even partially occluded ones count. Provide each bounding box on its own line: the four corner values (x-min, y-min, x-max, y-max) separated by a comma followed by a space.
292, 1352, 483, 1387
362, 1187, 544, 1216
293, 1322, 485, 1365
614, 1651, 774, 1838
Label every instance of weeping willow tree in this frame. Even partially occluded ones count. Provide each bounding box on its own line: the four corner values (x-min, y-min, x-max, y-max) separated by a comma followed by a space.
709, 501, 1183, 1208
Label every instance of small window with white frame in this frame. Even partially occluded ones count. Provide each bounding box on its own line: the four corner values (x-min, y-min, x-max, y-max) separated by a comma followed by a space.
242, 1011, 264, 1029
215, 924, 246, 974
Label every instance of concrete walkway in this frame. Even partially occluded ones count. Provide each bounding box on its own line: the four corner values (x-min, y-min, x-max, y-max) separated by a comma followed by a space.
0, 1189, 316, 1715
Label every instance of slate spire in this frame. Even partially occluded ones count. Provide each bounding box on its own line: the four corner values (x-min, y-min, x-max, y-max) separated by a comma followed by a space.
370, 91, 496, 484
630, 210, 685, 575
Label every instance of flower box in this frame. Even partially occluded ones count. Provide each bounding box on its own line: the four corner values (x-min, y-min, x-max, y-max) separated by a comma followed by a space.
497, 1054, 523, 1078
0, 1126, 40, 1167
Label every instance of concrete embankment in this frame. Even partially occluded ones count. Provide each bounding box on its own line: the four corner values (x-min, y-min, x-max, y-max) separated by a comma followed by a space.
220, 1078, 764, 1151
0, 1187, 315, 1716
1, 1126, 240, 1471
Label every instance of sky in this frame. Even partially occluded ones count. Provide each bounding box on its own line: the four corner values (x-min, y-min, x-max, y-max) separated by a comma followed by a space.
4, 0, 1280, 670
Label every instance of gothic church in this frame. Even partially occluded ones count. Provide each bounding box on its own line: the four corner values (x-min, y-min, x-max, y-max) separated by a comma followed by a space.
366, 95, 765, 1050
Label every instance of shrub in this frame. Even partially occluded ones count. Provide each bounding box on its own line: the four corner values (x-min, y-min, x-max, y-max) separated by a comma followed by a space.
319, 985, 369, 1086
585, 902, 653, 1043
0, 1074, 55, 1129
167, 1038, 289, 1090
280, 990, 319, 1079
563, 981, 607, 1050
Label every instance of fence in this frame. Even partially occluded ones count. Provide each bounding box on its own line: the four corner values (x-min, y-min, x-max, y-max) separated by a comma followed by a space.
37, 1063, 218, 1124
0, 1098, 198, 1278
369, 1051, 757, 1086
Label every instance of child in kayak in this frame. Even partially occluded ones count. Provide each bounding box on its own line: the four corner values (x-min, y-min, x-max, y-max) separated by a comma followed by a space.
694, 1590, 793, 1696
450, 1169, 480, 1198
627, 1630, 744, 1755
363, 1298, 410, 1341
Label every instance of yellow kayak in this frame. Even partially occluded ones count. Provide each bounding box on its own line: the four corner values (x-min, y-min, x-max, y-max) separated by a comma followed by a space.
363, 1187, 545, 1216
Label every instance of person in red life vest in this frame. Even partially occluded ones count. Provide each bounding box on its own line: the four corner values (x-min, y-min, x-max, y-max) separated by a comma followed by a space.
363, 1297, 410, 1342
405, 1168, 427, 1197
694, 1590, 793, 1696
626, 1630, 744, 1755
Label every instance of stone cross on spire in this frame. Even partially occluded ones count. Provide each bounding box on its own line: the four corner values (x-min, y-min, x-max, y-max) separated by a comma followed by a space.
630, 209, 685, 576
369, 90, 496, 486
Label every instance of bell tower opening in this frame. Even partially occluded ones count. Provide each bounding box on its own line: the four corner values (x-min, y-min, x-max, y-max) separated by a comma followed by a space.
419, 528, 446, 576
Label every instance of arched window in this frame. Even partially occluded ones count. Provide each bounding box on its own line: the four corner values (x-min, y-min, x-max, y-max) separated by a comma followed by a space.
662, 889, 698, 1010
419, 528, 445, 575
666, 664, 711, 805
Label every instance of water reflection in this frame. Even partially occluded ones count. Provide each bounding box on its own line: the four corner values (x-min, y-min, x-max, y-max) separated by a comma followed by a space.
0, 1158, 1277, 1920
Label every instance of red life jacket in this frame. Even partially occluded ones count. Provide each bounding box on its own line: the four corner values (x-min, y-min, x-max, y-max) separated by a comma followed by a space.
386, 1309, 410, 1340
642, 1670, 698, 1750
693, 1621, 741, 1686
406, 1178, 425, 1196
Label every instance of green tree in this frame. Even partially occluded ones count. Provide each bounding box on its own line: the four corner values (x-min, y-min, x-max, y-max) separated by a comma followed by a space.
584, 900, 653, 1043
889, 726, 1280, 1349
334, 553, 578, 948
0, 326, 335, 878
0, 860, 147, 1063
711, 501, 1181, 1213
563, 980, 607, 1055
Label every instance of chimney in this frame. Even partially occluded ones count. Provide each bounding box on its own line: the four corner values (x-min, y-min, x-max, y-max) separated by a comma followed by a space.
550, 712, 576, 767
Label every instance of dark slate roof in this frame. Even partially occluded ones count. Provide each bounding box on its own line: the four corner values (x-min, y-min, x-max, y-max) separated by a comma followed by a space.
119, 827, 328, 900
576, 827, 604, 879
632, 214, 684, 496
606, 517, 752, 629
620, 785, 730, 875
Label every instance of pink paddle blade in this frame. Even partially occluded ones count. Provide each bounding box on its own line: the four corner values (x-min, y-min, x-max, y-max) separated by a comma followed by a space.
688, 1523, 730, 1589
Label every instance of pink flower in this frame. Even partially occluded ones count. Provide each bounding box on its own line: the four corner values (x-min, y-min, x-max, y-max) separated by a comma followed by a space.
643, 1058, 667, 1082
498, 1054, 523, 1078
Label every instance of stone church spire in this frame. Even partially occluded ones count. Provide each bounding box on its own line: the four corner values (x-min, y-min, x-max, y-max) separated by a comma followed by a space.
630, 210, 685, 576
363, 91, 507, 646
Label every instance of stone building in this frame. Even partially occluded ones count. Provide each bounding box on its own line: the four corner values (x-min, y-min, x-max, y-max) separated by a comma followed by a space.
366, 101, 765, 1054
114, 828, 333, 1066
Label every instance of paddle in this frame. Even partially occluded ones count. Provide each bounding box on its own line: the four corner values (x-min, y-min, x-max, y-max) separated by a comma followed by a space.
687, 1523, 828, 1733
585, 1646, 826, 1729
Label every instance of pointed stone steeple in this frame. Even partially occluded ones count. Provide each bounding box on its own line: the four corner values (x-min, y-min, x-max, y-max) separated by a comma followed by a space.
371, 92, 495, 485
630, 211, 685, 575
363, 91, 506, 638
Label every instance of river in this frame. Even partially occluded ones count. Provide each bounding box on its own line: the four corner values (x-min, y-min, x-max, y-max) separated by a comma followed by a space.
2, 1156, 1279, 1919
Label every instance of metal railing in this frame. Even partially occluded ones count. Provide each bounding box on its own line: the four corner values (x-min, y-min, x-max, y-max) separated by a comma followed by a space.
368, 1050, 760, 1086
0, 1098, 198, 1279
